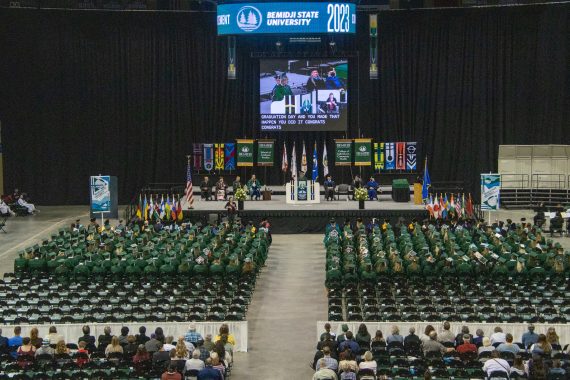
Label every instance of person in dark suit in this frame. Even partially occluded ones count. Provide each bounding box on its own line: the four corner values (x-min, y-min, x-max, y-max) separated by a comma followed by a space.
323, 175, 335, 201
200, 176, 212, 201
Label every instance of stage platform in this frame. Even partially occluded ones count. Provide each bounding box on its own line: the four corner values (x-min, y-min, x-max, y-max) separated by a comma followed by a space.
182, 194, 427, 233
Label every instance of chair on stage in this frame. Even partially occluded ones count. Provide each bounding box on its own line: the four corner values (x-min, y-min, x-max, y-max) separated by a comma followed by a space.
335, 184, 351, 200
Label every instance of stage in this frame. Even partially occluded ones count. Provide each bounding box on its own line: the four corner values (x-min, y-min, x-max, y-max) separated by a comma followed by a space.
182, 194, 427, 233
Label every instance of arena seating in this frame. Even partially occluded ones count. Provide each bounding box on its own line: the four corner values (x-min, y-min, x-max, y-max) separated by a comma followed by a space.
6, 219, 270, 325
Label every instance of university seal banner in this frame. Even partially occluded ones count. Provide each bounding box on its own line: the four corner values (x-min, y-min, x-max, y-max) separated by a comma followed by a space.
354, 138, 372, 166
224, 143, 236, 170
214, 143, 225, 170
334, 139, 352, 166
236, 139, 254, 167
203, 144, 214, 172
257, 139, 275, 166
385, 142, 395, 170
481, 173, 501, 211
406, 142, 417, 170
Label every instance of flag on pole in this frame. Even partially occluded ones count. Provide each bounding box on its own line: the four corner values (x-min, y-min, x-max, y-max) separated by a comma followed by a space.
422, 157, 431, 201
281, 142, 288, 173
466, 193, 474, 217
312, 142, 318, 181
301, 141, 307, 173
136, 195, 142, 220
185, 157, 194, 209
290, 142, 297, 179
177, 196, 183, 221
322, 142, 329, 177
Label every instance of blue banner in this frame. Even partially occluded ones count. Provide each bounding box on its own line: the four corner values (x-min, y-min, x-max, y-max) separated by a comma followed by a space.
481, 174, 501, 210
90, 175, 111, 213
217, 2, 356, 35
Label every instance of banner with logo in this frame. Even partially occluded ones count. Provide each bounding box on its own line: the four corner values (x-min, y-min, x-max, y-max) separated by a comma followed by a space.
374, 142, 384, 171
481, 174, 501, 211
90, 175, 111, 213
214, 143, 225, 170
334, 139, 352, 166
193, 143, 203, 171
257, 139, 275, 166
385, 142, 395, 170
224, 143, 236, 170
236, 139, 254, 167
396, 142, 406, 170
406, 142, 417, 170
203, 144, 214, 172
354, 138, 372, 166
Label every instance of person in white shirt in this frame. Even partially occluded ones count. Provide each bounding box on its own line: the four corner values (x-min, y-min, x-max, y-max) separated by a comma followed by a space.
483, 351, 511, 377
358, 351, 377, 373
185, 349, 205, 372
0, 199, 15, 216
490, 327, 506, 345
162, 336, 176, 352
17, 193, 37, 214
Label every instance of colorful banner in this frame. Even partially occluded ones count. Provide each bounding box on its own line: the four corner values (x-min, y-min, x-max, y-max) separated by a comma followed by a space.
301, 141, 307, 173
90, 175, 111, 213
334, 139, 352, 166
385, 142, 395, 170
374, 142, 384, 171
396, 142, 406, 170
406, 142, 417, 170
224, 143, 236, 170
214, 143, 225, 170
203, 144, 214, 172
369, 14, 378, 80
481, 174, 501, 211
257, 139, 275, 166
236, 139, 254, 167
354, 138, 372, 166
193, 143, 203, 171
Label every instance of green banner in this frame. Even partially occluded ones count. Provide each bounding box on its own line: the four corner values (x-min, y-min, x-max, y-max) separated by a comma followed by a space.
236, 139, 254, 167
334, 139, 353, 166
256, 139, 275, 167
354, 138, 372, 166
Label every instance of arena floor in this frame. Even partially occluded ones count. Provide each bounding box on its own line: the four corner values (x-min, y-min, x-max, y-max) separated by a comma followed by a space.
0, 206, 569, 379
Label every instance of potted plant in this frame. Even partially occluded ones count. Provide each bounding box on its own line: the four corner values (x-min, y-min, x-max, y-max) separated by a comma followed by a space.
234, 186, 247, 210
354, 187, 368, 209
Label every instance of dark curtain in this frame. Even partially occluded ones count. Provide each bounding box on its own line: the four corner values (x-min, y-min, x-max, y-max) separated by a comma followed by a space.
0, 4, 568, 205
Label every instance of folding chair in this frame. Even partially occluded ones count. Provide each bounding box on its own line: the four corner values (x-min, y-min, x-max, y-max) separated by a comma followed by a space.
0, 217, 6, 233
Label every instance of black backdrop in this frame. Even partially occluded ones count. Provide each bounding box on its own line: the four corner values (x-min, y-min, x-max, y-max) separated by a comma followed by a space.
0, 4, 568, 205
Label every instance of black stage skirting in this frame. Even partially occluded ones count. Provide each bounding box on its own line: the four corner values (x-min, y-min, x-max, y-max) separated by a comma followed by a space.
183, 209, 428, 234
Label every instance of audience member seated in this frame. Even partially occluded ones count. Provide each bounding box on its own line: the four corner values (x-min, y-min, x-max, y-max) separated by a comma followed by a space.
482, 350, 510, 377
16, 337, 36, 367
185, 323, 203, 346
422, 331, 449, 356
105, 336, 124, 357
546, 327, 560, 346
118, 326, 130, 345
456, 334, 477, 355
215, 324, 235, 347
530, 334, 552, 356
473, 328, 485, 346
136, 326, 150, 346
161, 364, 182, 380
339, 332, 360, 354
355, 323, 371, 350
497, 333, 520, 354
209, 352, 225, 379
358, 351, 377, 373
0, 198, 15, 216
313, 358, 338, 380
522, 324, 539, 348
75, 341, 90, 366
186, 349, 206, 372
35, 338, 55, 357
0, 329, 9, 354
478, 337, 495, 355
198, 358, 224, 380
17, 193, 38, 214
163, 335, 176, 352
29, 327, 42, 349
125, 335, 139, 356
8, 326, 23, 358
386, 325, 404, 344
510, 356, 527, 377
490, 326, 507, 345
421, 325, 436, 344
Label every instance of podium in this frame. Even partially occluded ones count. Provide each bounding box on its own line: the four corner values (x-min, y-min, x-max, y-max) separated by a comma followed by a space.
286, 179, 320, 204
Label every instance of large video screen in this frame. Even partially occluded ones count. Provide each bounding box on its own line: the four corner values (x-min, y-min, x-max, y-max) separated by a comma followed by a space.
259, 59, 348, 132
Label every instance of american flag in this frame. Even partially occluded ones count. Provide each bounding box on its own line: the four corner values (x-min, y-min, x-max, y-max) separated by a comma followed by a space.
185, 159, 194, 209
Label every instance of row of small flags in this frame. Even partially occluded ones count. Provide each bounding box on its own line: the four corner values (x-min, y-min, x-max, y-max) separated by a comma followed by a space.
425, 193, 475, 219
281, 141, 328, 181
135, 194, 184, 222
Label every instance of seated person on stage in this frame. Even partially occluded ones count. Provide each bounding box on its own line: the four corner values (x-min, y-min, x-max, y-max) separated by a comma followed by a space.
324, 93, 339, 114
18, 193, 38, 214
200, 176, 213, 201
232, 176, 242, 195
366, 177, 379, 201
215, 177, 227, 201
247, 174, 262, 201
351, 175, 362, 200
0, 199, 15, 216
323, 175, 335, 201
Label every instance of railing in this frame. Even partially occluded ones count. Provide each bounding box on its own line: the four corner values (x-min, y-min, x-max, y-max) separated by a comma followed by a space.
531, 174, 566, 189
500, 174, 530, 189
499, 173, 570, 208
